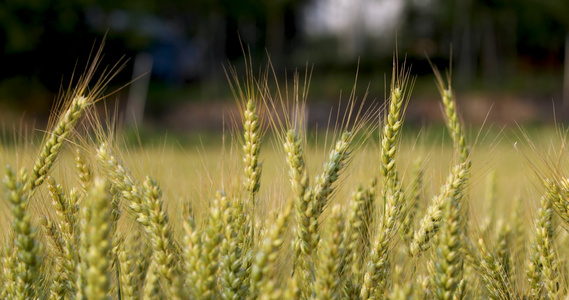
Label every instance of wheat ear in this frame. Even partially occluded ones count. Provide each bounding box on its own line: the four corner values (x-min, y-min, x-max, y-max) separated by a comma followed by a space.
340, 185, 367, 286
29, 96, 90, 190
251, 201, 293, 299
534, 189, 560, 299
182, 206, 202, 298
1, 245, 17, 299
195, 192, 224, 299
388, 282, 414, 300
75, 149, 93, 192
48, 253, 66, 300
140, 177, 177, 294
360, 63, 413, 299
471, 238, 515, 300
83, 178, 112, 299
285, 129, 314, 296
243, 99, 263, 203
46, 176, 79, 295
360, 188, 401, 300
433, 179, 464, 300
312, 131, 351, 217
118, 235, 138, 300
364, 62, 412, 298
410, 163, 468, 256
314, 204, 346, 300
495, 221, 513, 287
401, 162, 423, 249
97, 143, 144, 220
142, 260, 160, 300
5, 166, 40, 300
431, 67, 469, 165
220, 197, 248, 300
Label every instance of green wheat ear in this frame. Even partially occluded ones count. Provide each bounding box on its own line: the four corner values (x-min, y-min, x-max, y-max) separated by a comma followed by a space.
251, 201, 293, 299
30, 96, 91, 190
5, 166, 41, 300
83, 177, 112, 300
29, 43, 124, 193
314, 204, 346, 300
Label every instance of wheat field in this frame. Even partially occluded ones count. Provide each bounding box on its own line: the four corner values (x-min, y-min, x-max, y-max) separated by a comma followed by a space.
0, 44, 568, 300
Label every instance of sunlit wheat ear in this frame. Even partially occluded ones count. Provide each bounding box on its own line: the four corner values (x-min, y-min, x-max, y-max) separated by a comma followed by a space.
533, 190, 560, 299
1, 244, 17, 299
219, 197, 248, 300
76, 184, 91, 298
226, 56, 268, 247
46, 176, 79, 293
480, 171, 498, 239
29, 43, 125, 193
29, 95, 90, 191
360, 189, 400, 300
547, 178, 569, 225
509, 197, 526, 289
142, 260, 160, 300
182, 205, 201, 298
469, 238, 515, 300
527, 241, 542, 299
360, 60, 414, 300
410, 163, 468, 256
340, 180, 375, 297
46, 177, 72, 239
82, 178, 112, 299
4, 166, 40, 300
401, 162, 423, 249
140, 177, 177, 295
388, 282, 414, 300
283, 272, 301, 300
340, 185, 366, 281
97, 143, 144, 222
39, 216, 62, 262
380, 60, 413, 196
314, 204, 346, 300
432, 179, 464, 300
284, 129, 313, 293
311, 130, 351, 220
413, 274, 430, 299
75, 148, 93, 192
299, 130, 353, 291
47, 248, 66, 300
251, 201, 293, 300
118, 235, 138, 300
242, 99, 263, 203
195, 192, 224, 300
495, 221, 513, 287
238, 98, 264, 293
430, 63, 469, 165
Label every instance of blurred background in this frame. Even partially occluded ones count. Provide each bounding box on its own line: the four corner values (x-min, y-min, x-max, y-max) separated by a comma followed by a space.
0, 0, 568, 135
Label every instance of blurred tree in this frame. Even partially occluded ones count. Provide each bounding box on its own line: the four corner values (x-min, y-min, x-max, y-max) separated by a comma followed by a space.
401, 0, 569, 89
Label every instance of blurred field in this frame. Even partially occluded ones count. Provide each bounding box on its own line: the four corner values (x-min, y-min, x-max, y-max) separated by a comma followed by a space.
0, 124, 560, 241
